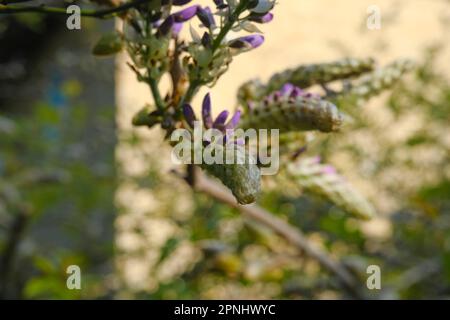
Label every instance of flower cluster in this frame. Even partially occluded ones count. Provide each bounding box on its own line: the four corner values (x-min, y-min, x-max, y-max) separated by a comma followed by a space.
182, 93, 241, 137
182, 93, 261, 205
176, 0, 274, 86
97, 0, 277, 109
118, 2, 415, 211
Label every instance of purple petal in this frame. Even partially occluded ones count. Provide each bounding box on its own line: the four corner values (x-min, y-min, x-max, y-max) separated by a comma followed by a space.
272, 91, 281, 102
322, 165, 337, 175
225, 110, 241, 130
172, 22, 183, 36
290, 86, 304, 98
201, 32, 212, 47
197, 6, 216, 29
183, 104, 197, 128
280, 83, 295, 96
213, 110, 229, 130
249, 12, 274, 24
202, 93, 213, 128
229, 34, 265, 49
157, 16, 175, 36
311, 156, 322, 164
173, 5, 199, 22
157, 17, 184, 37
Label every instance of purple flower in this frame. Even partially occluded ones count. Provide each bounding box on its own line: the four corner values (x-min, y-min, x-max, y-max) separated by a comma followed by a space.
172, 22, 183, 35
197, 6, 216, 29
183, 93, 241, 132
201, 32, 212, 48
321, 165, 337, 175
248, 12, 274, 24
182, 104, 196, 128
212, 111, 229, 131
311, 156, 322, 164
226, 110, 241, 130
158, 4, 200, 36
157, 16, 184, 37
172, 5, 199, 22
202, 93, 213, 128
290, 87, 304, 98
228, 34, 265, 49
268, 83, 321, 101
280, 83, 296, 96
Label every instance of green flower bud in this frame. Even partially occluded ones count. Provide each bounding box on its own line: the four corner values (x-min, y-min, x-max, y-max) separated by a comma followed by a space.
132, 105, 161, 128
185, 45, 233, 85
127, 37, 171, 80
201, 146, 261, 205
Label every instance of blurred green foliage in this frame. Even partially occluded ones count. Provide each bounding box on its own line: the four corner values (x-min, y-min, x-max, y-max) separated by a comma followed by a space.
0, 79, 116, 299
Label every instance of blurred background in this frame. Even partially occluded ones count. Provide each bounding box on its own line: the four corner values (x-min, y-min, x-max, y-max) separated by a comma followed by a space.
0, 0, 449, 299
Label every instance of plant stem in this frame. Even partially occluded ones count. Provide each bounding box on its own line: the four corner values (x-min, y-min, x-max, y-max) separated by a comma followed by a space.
184, 80, 200, 104
149, 78, 165, 111
212, 0, 250, 52
178, 0, 251, 110
0, 0, 155, 18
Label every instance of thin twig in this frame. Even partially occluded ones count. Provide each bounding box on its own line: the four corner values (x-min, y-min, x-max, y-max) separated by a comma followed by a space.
212, 0, 250, 52
396, 259, 440, 290
0, 0, 34, 4
149, 78, 165, 111
179, 166, 364, 299
0, 0, 154, 18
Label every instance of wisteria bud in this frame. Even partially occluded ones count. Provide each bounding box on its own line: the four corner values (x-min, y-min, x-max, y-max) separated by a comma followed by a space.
182, 94, 261, 205
286, 157, 376, 219
333, 59, 414, 105
266, 58, 376, 92
239, 84, 343, 133
202, 146, 261, 205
